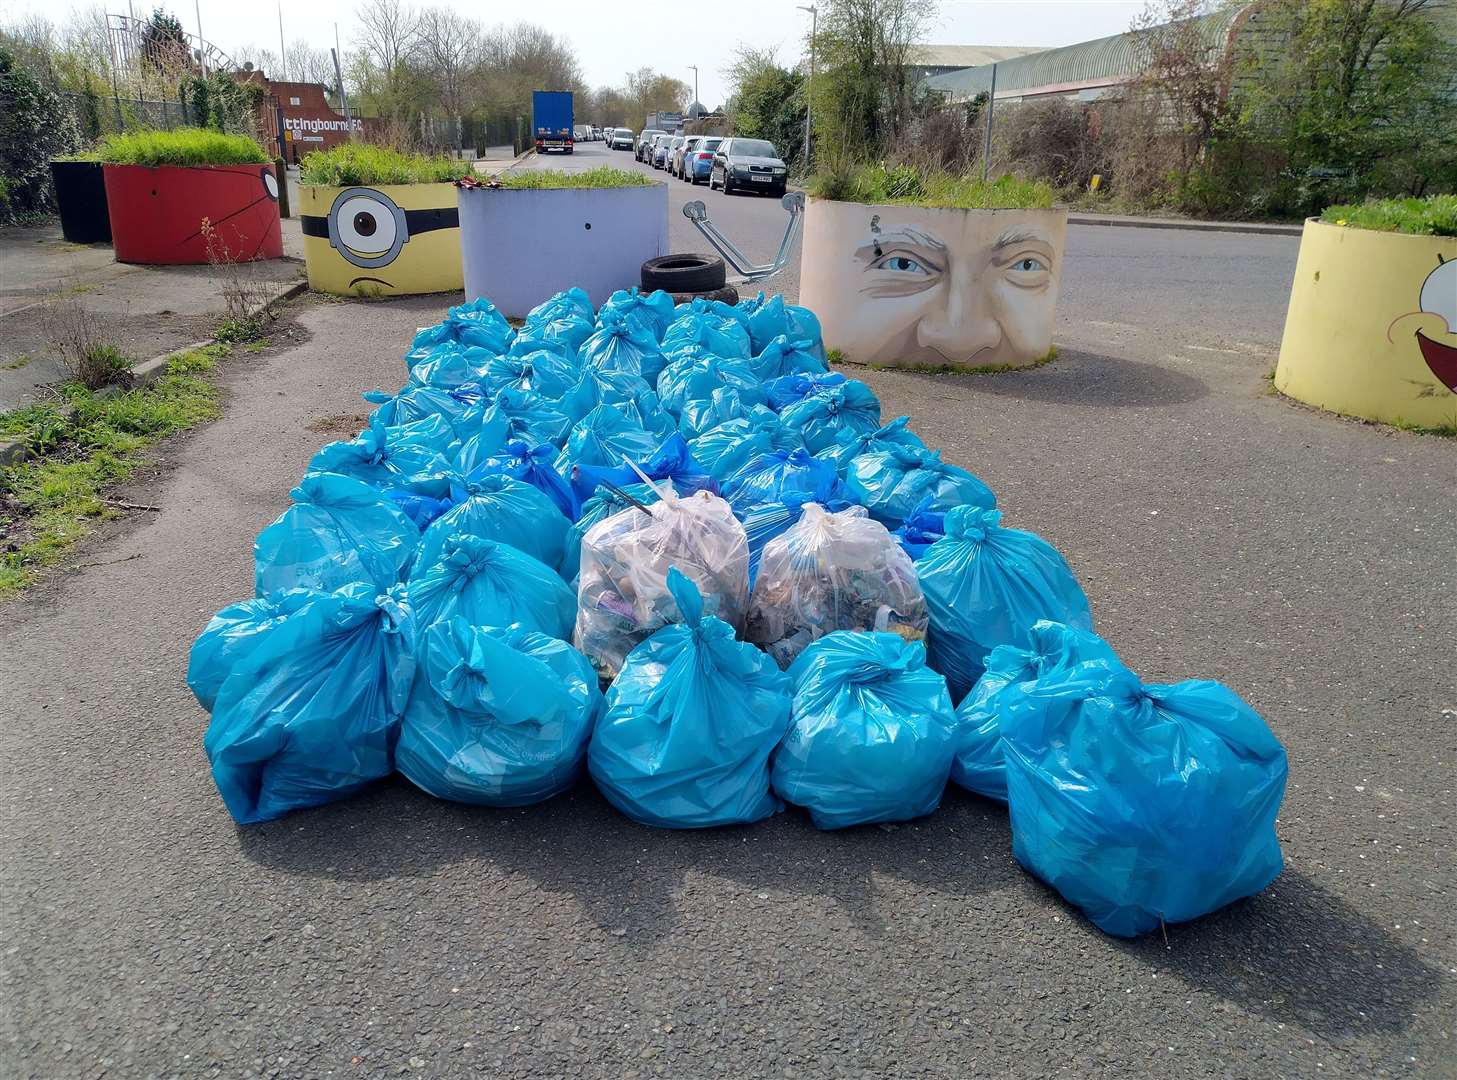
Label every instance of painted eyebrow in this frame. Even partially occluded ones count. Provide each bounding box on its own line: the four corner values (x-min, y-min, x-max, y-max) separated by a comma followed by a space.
995, 229, 1051, 250
854, 226, 950, 264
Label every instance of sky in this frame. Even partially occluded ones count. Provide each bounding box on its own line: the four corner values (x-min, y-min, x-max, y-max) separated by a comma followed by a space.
9, 0, 1151, 109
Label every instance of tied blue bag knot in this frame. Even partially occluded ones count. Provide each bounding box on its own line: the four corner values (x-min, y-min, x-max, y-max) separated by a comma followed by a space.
916, 506, 1092, 701
587, 568, 791, 828
951, 621, 1125, 801
397, 619, 602, 806
771, 631, 960, 830
409, 532, 575, 639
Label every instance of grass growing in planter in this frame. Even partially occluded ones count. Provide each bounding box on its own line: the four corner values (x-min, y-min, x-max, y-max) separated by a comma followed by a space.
299, 144, 462, 186
97, 128, 268, 167
1320, 195, 1457, 237
808, 162, 1054, 210
492, 167, 654, 190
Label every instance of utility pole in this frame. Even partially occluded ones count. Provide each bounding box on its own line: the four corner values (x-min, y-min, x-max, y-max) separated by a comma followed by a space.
193, 0, 207, 76
277, 2, 286, 81
981, 63, 997, 184
333, 22, 351, 140
797, 4, 816, 174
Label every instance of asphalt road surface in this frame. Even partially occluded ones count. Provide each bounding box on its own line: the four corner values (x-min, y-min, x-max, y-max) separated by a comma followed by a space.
2, 147, 1455, 1079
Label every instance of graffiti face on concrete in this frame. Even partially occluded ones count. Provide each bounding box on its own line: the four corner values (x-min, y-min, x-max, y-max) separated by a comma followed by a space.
800, 202, 1065, 369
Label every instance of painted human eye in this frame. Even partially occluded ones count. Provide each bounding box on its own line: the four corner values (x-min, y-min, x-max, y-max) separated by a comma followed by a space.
335, 194, 399, 256
1011, 256, 1046, 273
871, 251, 936, 275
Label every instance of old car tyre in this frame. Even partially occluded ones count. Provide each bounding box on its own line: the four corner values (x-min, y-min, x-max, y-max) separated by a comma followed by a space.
641, 253, 727, 293
669, 285, 739, 305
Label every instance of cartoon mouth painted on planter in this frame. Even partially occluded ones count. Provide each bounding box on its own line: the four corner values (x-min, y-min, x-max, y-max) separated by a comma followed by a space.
1388, 255, 1457, 393
300, 187, 460, 289
848, 216, 1058, 366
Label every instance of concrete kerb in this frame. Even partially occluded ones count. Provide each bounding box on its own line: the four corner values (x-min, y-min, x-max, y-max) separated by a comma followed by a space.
0, 278, 310, 467
1065, 213, 1304, 237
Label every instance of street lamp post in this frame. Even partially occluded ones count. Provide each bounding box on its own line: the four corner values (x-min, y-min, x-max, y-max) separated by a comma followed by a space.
687, 65, 698, 118
797, 4, 816, 174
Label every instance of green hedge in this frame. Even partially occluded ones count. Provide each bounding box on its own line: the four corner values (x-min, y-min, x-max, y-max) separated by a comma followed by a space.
808, 163, 1055, 210
1320, 195, 1457, 237
97, 128, 269, 167
299, 145, 462, 186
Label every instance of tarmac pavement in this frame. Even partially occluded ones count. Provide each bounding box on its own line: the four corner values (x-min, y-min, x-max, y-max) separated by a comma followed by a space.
1, 164, 1455, 1078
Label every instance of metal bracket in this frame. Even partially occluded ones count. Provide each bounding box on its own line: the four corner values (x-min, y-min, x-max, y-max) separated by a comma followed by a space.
682, 191, 804, 282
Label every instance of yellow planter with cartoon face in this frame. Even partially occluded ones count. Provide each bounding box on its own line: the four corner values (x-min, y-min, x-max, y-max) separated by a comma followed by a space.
300, 182, 463, 296
1275, 219, 1457, 429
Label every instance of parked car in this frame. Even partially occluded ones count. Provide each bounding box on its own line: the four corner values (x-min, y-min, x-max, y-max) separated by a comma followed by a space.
611, 128, 635, 150
664, 136, 687, 176
710, 138, 788, 196
672, 136, 699, 178
685, 136, 723, 184
636, 129, 667, 162
650, 134, 672, 169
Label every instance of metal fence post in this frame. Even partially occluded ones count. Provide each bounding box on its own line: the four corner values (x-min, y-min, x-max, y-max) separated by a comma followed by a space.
981, 63, 997, 184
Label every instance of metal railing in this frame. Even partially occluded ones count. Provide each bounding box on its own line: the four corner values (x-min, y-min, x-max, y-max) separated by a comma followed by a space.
681, 191, 804, 282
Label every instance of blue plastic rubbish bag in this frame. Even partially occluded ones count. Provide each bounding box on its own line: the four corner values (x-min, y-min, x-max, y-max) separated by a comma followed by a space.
527, 286, 594, 324
677, 385, 760, 440
580, 313, 668, 384
515, 312, 595, 356
408, 532, 575, 639
688, 412, 804, 483
482, 387, 575, 448
417, 473, 569, 573
655, 353, 761, 419
742, 293, 824, 356
771, 631, 959, 829
308, 422, 458, 500
364, 382, 490, 440
186, 589, 317, 712
845, 444, 996, 527
815, 416, 927, 477
721, 448, 842, 511
951, 620, 1121, 801
660, 306, 752, 361
405, 344, 493, 389
563, 403, 662, 470
762, 371, 845, 412
567, 432, 718, 508
1001, 657, 1288, 937
777, 380, 882, 454
254, 473, 418, 597
891, 498, 947, 560
479, 346, 581, 400
204, 582, 417, 825
749, 336, 827, 382
588, 569, 791, 828
443, 296, 515, 352
397, 619, 603, 806
917, 506, 1092, 701
468, 439, 580, 519
597, 287, 675, 342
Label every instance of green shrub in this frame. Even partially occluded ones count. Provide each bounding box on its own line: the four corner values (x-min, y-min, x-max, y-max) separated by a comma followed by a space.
298, 144, 462, 186
493, 167, 654, 190
1320, 195, 1457, 237
807, 163, 1055, 209
96, 128, 268, 167
0, 46, 81, 223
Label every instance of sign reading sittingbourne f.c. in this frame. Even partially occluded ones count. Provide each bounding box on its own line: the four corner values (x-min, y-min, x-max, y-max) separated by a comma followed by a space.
283, 116, 364, 135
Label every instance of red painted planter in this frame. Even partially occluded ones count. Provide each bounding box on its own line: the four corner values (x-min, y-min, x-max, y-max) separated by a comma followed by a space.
102, 162, 284, 265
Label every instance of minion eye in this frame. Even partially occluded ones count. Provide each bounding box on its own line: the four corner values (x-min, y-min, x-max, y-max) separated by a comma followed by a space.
336, 194, 399, 256
262, 170, 279, 200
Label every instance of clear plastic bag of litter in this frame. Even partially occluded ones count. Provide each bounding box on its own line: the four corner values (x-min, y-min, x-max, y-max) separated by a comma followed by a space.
573, 474, 749, 681
746, 504, 928, 668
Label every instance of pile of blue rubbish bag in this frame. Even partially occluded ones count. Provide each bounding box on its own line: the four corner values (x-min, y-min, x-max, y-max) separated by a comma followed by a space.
189, 287, 1289, 939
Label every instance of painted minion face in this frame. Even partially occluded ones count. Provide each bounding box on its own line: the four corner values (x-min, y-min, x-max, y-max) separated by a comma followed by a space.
301, 184, 463, 295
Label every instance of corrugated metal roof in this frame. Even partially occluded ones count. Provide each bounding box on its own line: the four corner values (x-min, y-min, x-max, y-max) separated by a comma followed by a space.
907, 44, 1044, 68
923, 5, 1253, 101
